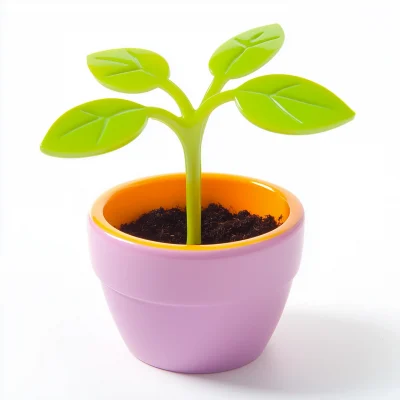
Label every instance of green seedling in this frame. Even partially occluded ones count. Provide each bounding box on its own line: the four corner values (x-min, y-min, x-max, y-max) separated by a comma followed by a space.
41, 24, 354, 245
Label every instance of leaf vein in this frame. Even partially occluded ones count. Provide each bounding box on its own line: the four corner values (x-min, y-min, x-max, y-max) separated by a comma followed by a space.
240, 90, 303, 124
80, 110, 100, 118
106, 69, 143, 77
95, 57, 131, 66
270, 97, 303, 124
225, 48, 246, 74
235, 35, 280, 47
110, 108, 143, 118
252, 35, 281, 46
273, 83, 301, 96
125, 49, 142, 68
272, 94, 329, 109
233, 38, 246, 48
249, 31, 263, 41
96, 118, 110, 145
61, 116, 103, 138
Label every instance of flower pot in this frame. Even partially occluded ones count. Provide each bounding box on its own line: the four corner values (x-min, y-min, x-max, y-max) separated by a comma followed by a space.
88, 173, 304, 373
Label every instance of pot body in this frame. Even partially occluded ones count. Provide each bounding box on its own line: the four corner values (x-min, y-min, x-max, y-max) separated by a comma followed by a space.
88, 173, 304, 373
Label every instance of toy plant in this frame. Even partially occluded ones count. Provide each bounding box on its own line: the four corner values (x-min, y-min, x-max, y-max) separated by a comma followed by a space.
41, 24, 354, 245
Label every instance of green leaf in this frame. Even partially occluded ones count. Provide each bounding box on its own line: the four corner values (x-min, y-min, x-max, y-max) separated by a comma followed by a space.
87, 48, 170, 93
209, 24, 284, 80
41, 99, 147, 157
235, 75, 355, 134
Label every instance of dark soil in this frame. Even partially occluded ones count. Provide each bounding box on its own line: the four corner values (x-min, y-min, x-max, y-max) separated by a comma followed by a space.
120, 203, 282, 245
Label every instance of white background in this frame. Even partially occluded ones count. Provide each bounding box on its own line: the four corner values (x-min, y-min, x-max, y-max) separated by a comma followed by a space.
1, 0, 400, 399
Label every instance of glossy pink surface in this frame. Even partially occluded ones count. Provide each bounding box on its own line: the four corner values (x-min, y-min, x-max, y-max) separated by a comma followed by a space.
88, 211, 304, 372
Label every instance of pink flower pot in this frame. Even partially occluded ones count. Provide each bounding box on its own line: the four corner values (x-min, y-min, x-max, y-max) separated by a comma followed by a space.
88, 173, 304, 373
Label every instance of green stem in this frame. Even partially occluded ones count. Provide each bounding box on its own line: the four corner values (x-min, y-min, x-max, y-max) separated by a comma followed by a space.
147, 88, 236, 245
159, 79, 195, 118
196, 90, 236, 120
146, 107, 183, 132
201, 76, 227, 104
147, 109, 204, 245
179, 124, 205, 245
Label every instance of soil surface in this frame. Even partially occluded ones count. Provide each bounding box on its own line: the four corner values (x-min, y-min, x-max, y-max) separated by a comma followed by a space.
120, 203, 282, 245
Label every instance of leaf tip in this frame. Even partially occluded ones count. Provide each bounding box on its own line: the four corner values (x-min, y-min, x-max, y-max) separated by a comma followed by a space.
40, 136, 55, 157
86, 52, 96, 71
264, 23, 285, 40
271, 23, 284, 32
39, 142, 47, 154
341, 101, 356, 124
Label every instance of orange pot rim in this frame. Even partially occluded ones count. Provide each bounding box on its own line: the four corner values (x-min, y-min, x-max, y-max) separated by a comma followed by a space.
90, 173, 304, 251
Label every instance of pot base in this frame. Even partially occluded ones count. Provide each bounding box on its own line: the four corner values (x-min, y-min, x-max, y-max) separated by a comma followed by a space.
103, 283, 292, 374
135, 350, 263, 374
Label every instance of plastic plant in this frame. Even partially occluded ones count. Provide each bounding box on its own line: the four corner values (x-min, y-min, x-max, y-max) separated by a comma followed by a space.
41, 24, 354, 245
